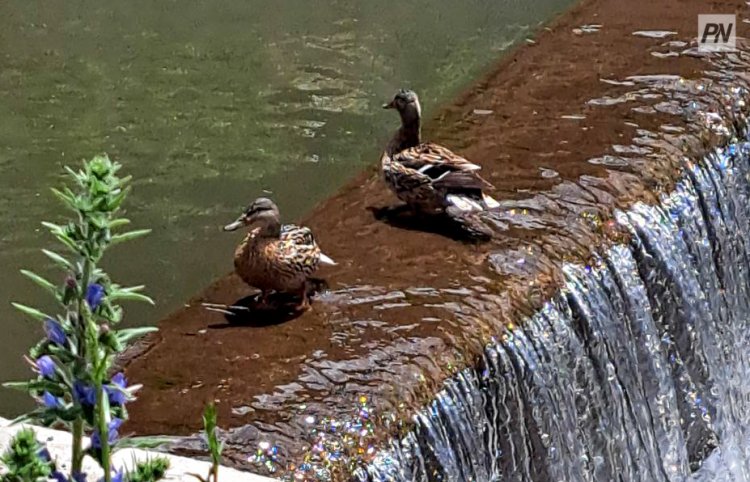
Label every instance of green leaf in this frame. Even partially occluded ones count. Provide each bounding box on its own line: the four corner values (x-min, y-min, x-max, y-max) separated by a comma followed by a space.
116, 175, 133, 188
2, 381, 33, 391
53, 233, 81, 254
40, 221, 62, 233
41, 249, 73, 270
3, 379, 61, 393
126, 456, 171, 482
115, 327, 158, 345
19, 269, 58, 297
50, 187, 77, 209
108, 218, 131, 230
10, 303, 50, 321
116, 435, 180, 449
120, 285, 146, 293
108, 185, 131, 211
41, 222, 80, 253
110, 291, 154, 305
111, 229, 151, 245
63, 165, 83, 183
2, 412, 34, 426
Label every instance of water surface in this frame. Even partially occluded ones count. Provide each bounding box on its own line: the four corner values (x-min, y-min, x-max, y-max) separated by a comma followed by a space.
0, 0, 574, 414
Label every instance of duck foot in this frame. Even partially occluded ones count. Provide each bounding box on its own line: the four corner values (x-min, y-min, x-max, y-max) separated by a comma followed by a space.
201, 302, 251, 315
293, 286, 312, 312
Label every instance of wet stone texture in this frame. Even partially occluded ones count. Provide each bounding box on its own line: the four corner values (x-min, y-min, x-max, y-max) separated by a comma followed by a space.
123, 0, 750, 479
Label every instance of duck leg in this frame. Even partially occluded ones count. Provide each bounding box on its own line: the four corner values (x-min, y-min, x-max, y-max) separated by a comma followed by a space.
295, 285, 311, 312
258, 290, 272, 307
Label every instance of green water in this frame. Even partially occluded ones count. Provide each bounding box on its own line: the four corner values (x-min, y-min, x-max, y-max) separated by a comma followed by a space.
0, 0, 573, 415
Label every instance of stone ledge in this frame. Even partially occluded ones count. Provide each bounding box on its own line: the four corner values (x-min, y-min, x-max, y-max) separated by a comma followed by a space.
0, 418, 277, 482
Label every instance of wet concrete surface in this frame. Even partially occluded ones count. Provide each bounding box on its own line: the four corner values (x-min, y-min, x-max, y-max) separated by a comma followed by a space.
123, 0, 750, 477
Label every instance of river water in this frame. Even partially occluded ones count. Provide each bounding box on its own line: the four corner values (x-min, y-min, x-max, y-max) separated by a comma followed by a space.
0, 0, 574, 414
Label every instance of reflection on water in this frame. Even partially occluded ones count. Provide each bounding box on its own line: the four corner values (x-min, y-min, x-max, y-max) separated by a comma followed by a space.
0, 0, 574, 414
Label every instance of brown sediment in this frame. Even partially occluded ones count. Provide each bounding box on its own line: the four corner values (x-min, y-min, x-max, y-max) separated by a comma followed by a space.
124, 0, 750, 476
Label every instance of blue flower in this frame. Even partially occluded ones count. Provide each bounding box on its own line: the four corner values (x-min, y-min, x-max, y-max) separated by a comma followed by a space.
106, 373, 128, 406
51, 471, 87, 482
51, 471, 68, 482
72, 472, 87, 482
73, 381, 97, 407
37, 447, 51, 462
42, 391, 63, 409
44, 319, 67, 346
85, 284, 105, 310
91, 418, 123, 449
99, 469, 124, 482
36, 355, 56, 378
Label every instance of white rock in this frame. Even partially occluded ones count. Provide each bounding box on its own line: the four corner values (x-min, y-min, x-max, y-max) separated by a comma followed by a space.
0, 418, 277, 482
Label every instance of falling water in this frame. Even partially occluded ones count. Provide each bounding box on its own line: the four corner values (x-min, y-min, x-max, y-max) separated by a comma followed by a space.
356, 124, 750, 479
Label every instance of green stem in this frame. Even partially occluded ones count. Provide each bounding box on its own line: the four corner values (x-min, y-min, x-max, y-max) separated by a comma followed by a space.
96, 384, 111, 482
75, 257, 92, 357
71, 255, 93, 477
71, 419, 83, 476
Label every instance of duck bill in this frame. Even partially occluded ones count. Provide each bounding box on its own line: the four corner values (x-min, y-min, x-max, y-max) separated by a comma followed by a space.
223, 217, 245, 232
382, 100, 395, 109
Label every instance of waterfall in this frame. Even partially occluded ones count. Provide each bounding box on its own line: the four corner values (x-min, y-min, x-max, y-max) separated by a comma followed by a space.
356, 137, 750, 480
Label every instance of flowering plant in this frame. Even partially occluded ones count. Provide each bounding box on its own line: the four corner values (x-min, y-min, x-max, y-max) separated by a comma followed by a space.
3, 155, 163, 482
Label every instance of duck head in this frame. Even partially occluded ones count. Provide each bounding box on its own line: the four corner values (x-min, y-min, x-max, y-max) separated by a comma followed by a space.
223, 197, 281, 234
383, 89, 422, 125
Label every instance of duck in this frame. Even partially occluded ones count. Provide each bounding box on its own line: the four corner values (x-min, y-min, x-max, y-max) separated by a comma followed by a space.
381, 89, 500, 218
223, 197, 335, 310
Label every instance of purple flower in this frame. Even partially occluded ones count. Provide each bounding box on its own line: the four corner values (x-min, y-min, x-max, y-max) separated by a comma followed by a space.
106, 373, 128, 406
44, 319, 67, 346
85, 284, 105, 310
73, 381, 97, 407
35, 355, 56, 378
42, 391, 63, 409
91, 418, 123, 449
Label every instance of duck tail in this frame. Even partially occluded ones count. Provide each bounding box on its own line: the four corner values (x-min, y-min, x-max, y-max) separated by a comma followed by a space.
447, 193, 500, 212
319, 252, 337, 266
482, 192, 500, 210
446, 194, 484, 212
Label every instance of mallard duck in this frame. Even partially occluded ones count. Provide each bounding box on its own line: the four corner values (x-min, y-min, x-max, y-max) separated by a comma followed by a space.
381, 89, 499, 217
223, 197, 335, 310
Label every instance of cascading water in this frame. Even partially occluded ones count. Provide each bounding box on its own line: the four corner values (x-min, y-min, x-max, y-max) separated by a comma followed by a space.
353, 53, 750, 481
126, 29, 750, 482
358, 140, 750, 482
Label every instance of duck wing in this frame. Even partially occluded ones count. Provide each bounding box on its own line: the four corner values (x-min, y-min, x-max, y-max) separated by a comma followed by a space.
393, 143, 482, 174
393, 143, 494, 190
280, 225, 336, 266
431, 170, 488, 192
280, 224, 315, 245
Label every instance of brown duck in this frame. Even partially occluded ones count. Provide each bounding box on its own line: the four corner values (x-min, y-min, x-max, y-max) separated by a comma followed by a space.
223, 197, 335, 310
381, 89, 499, 217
